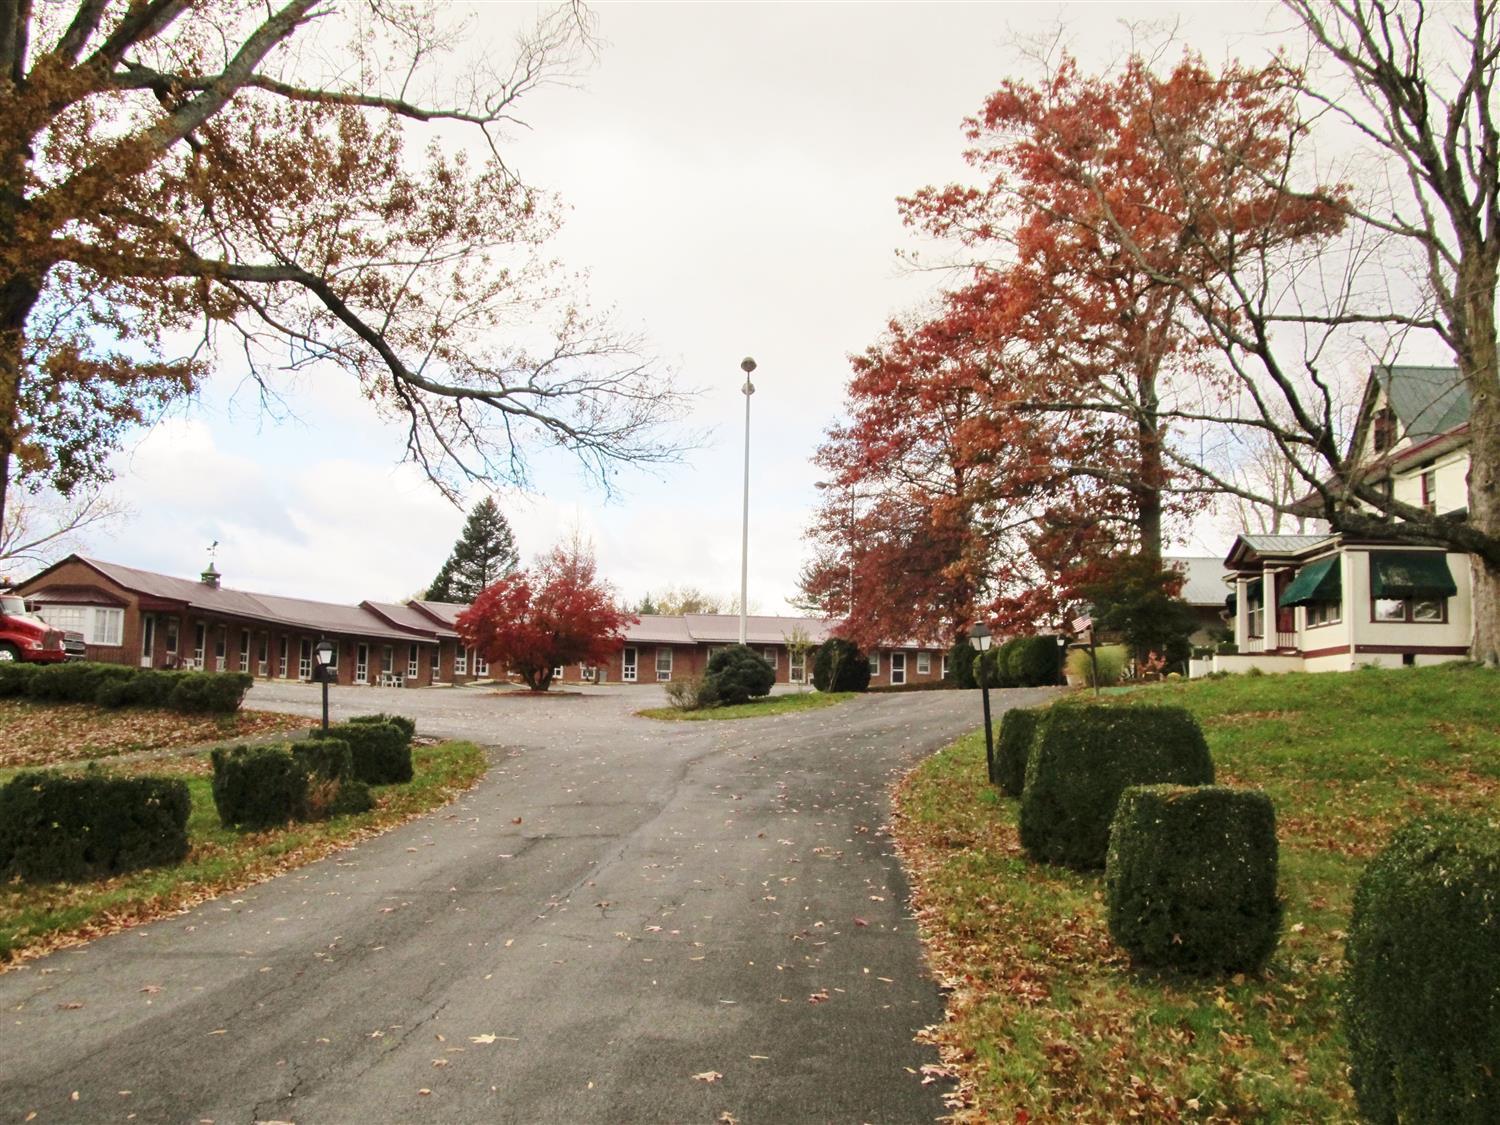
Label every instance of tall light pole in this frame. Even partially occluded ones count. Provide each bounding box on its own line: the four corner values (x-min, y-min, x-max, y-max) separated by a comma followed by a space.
738, 357, 756, 646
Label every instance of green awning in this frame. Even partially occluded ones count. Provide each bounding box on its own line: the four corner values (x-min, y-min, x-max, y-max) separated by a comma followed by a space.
1370, 552, 1458, 599
1279, 556, 1342, 607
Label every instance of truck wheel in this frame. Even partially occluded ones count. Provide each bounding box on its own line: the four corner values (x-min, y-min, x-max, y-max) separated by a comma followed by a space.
0, 644, 18, 662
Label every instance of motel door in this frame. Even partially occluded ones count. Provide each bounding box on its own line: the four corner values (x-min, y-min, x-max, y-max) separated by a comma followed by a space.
891, 652, 906, 686
140, 614, 155, 668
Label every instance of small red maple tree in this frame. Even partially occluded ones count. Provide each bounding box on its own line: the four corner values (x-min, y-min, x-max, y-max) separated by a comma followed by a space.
456, 540, 633, 691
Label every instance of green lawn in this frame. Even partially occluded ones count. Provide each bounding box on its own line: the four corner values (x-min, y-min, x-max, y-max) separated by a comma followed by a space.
895, 663, 1500, 1122
637, 691, 856, 721
1, 740, 488, 966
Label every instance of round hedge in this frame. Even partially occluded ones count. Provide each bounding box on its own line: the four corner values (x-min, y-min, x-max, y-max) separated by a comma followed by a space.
1105, 785, 1281, 974
704, 645, 776, 705
993, 706, 1041, 795
812, 638, 870, 693
1344, 815, 1500, 1124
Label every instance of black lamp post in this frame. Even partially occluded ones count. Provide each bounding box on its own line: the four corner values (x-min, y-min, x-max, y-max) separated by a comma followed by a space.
971, 623, 995, 782
313, 639, 336, 732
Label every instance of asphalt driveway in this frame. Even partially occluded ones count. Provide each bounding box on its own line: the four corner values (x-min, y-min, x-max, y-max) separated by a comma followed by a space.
0, 683, 1053, 1123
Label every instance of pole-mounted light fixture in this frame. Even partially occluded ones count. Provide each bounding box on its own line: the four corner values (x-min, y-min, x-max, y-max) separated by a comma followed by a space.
969, 623, 995, 782
313, 639, 336, 731
738, 356, 756, 647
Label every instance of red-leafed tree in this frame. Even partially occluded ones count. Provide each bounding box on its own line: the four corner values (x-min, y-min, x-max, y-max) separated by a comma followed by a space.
456, 537, 632, 692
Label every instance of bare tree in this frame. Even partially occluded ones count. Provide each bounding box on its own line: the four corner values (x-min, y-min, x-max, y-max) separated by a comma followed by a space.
0, 2, 690, 539
0, 486, 125, 569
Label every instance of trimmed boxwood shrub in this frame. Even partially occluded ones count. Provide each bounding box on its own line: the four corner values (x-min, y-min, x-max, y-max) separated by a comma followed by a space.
169, 671, 252, 714
290, 738, 373, 817
0, 661, 40, 697
349, 712, 417, 741
1105, 785, 1281, 973
0, 770, 190, 882
1344, 815, 1500, 1124
973, 647, 1010, 689
1019, 705, 1214, 869
947, 636, 977, 688
211, 745, 308, 829
1007, 635, 1063, 687
703, 645, 776, 705
25, 660, 117, 702
993, 706, 1041, 795
812, 638, 871, 693
313, 720, 413, 785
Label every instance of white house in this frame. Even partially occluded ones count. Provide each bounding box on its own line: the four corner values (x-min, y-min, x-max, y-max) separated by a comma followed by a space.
1217, 365, 1474, 673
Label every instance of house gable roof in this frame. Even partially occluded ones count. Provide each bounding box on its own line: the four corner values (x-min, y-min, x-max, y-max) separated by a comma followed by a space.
1350, 364, 1469, 463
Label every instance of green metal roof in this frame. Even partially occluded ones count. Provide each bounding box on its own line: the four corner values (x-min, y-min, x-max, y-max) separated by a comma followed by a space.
1278, 556, 1341, 607
1377, 365, 1470, 442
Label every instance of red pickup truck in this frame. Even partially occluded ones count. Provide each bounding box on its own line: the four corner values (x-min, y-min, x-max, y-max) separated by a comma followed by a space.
0, 590, 87, 663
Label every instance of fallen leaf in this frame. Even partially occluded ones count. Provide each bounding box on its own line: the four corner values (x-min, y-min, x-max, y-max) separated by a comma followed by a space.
470, 1034, 498, 1044
692, 1071, 723, 1083
418, 1088, 431, 1096
808, 989, 830, 1004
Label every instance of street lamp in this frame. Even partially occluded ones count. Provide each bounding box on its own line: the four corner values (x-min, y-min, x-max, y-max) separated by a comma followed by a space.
738, 356, 756, 647
970, 622, 995, 783
313, 639, 336, 732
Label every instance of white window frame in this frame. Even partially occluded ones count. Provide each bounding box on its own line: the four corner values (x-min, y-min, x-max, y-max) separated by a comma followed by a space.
195, 623, 207, 668
165, 618, 179, 660
868, 651, 880, 675
40, 605, 124, 647
279, 636, 289, 678
239, 629, 251, 673
789, 649, 806, 683
622, 646, 638, 683
553, 664, 564, 680
381, 645, 394, 674
38, 605, 86, 632
475, 652, 489, 676
762, 646, 778, 669
656, 647, 673, 681
257, 633, 269, 676
298, 638, 312, 681
214, 627, 227, 672
355, 643, 369, 685
941, 653, 950, 679
890, 652, 906, 686
917, 651, 931, 675
455, 647, 468, 676
408, 646, 420, 680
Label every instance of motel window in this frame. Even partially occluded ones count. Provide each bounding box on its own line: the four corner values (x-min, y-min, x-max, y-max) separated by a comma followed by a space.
382, 646, 394, 674
475, 652, 489, 676
39, 605, 123, 646
868, 651, 880, 675
553, 665, 564, 680
299, 639, 312, 680
279, 636, 289, 678
37, 605, 85, 633
455, 648, 468, 676
258, 633, 269, 675
165, 618, 179, 658
941, 653, 949, 679
239, 630, 251, 672
408, 646, 419, 680
656, 647, 673, 681
763, 646, 777, 669
355, 644, 369, 684
214, 627, 227, 671
917, 651, 931, 675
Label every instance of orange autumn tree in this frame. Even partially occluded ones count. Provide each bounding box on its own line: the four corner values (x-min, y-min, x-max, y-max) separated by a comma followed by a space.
456, 538, 632, 692
0, 2, 688, 539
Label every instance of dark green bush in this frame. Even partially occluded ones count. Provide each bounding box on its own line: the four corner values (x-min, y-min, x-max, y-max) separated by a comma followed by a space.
1344, 815, 1500, 1124
96, 667, 176, 709
1019, 705, 1214, 869
349, 712, 417, 741
1008, 635, 1063, 687
25, 660, 112, 702
210, 745, 308, 829
812, 638, 871, 693
169, 671, 252, 714
0, 770, 190, 882
290, 738, 373, 817
994, 707, 1041, 796
948, 636, 977, 688
313, 720, 413, 785
0, 661, 39, 697
703, 645, 776, 705
1105, 785, 1281, 973
973, 647, 1009, 688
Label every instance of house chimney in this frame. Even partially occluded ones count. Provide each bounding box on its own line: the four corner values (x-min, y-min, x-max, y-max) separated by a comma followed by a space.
201, 563, 221, 589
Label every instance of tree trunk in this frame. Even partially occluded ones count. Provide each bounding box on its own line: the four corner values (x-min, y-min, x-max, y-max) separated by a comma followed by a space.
0, 275, 40, 552
1134, 366, 1164, 571
1462, 253, 1500, 664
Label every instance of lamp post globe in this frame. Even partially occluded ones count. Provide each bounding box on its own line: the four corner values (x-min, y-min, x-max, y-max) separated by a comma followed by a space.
313, 639, 336, 731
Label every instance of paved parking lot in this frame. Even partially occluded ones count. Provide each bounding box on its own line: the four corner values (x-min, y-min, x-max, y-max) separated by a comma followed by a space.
1, 681, 1054, 1123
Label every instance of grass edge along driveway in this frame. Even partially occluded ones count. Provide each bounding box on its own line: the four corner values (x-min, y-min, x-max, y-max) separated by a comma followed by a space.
0, 740, 488, 968
637, 691, 857, 721
891, 663, 1500, 1122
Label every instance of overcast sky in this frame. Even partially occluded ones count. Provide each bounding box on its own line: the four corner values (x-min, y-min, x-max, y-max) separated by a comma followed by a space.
83, 1, 1297, 609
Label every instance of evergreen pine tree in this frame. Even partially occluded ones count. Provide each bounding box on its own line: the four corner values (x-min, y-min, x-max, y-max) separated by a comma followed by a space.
426, 497, 520, 602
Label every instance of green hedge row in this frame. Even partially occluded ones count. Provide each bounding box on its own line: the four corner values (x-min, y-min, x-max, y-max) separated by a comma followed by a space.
312, 717, 414, 785
812, 638, 871, 693
1019, 706, 1214, 869
0, 771, 190, 882
1345, 815, 1500, 1124
0, 661, 251, 714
